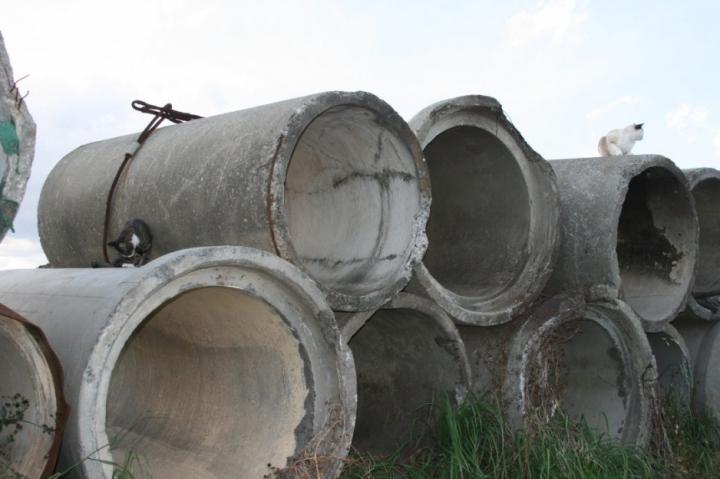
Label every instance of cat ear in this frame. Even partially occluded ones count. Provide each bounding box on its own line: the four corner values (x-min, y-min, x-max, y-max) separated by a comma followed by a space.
635, 123, 644, 129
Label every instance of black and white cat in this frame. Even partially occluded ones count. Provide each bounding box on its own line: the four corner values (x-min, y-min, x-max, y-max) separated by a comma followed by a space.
598, 123, 644, 156
107, 218, 153, 267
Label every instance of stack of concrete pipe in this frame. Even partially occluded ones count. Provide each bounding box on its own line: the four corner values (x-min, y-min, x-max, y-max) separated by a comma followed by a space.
0, 73, 716, 476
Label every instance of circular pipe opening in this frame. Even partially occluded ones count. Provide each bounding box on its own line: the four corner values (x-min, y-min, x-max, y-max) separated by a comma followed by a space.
616, 167, 696, 325
346, 306, 468, 455
691, 177, 720, 295
527, 318, 629, 440
422, 126, 530, 300
647, 329, 691, 402
0, 316, 59, 478
106, 287, 317, 478
284, 105, 423, 302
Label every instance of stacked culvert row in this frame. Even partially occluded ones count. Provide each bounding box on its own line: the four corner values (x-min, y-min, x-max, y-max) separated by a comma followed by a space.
1, 76, 715, 477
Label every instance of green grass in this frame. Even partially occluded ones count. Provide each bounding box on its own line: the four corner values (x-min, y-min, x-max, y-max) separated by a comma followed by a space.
341, 395, 720, 479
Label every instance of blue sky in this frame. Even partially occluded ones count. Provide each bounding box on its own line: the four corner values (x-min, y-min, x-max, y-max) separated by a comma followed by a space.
1, 0, 718, 267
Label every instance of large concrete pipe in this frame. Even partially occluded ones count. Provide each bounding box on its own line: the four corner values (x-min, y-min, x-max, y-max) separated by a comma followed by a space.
460, 295, 655, 446
336, 293, 471, 455
647, 324, 692, 403
685, 168, 720, 297
546, 156, 698, 332
38, 92, 430, 312
0, 304, 66, 478
406, 95, 559, 326
0, 32, 36, 242
0, 247, 355, 479
677, 320, 720, 417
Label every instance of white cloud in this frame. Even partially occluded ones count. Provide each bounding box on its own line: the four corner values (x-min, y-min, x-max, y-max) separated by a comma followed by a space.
714, 131, 720, 158
0, 237, 47, 270
505, 0, 588, 47
586, 96, 640, 120
666, 103, 709, 130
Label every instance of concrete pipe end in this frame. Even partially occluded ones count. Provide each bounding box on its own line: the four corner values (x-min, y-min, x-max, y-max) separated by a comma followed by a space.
409, 95, 560, 326
647, 324, 692, 405
688, 320, 720, 417
270, 91, 431, 312
684, 168, 720, 297
504, 295, 655, 447
0, 304, 66, 478
340, 293, 471, 456
614, 156, 698, 332
77, 246, 355, 479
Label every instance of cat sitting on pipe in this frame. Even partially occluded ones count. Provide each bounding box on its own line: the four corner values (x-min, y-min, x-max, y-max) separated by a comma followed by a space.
598, 123, 644, 156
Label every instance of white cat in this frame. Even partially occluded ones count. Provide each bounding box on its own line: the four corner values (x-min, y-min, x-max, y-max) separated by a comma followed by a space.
598, 123, 644, 156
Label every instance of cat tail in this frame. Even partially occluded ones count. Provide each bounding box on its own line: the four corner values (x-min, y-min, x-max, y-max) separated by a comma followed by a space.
598, 136, 610, 156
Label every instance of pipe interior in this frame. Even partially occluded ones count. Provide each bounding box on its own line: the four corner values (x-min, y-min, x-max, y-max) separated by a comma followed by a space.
422, 125, 530, 300
107, 287, 311, 479
616, 167, 694, 322
691, 177, 720, 295
648, 331, 690, 401
285, 105, 421, 296
0, 317, 56, 477
530, 319, 628, 439
348, 308, 462, 455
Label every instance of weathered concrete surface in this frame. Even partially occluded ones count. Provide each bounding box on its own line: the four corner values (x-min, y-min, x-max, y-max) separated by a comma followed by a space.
0, 304, 66, 479
336, 293, 470, 456
0, 247, 356, 479
647, 324, 692, 404
684, 168, 720, 297
407, 95, 559, 326
460, 294, 656, 446
546, 156, 698, 333
675, 319, 720, 418
38, 91, 430, 312
0, 32, 36, 242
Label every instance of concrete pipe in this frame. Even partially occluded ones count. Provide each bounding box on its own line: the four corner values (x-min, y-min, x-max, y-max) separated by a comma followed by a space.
336, 293, 471, 456
0, 247, 355, 479
678, 320, 720, 417
0, 32, 36, 242
460, 294, 655, 446
647, 325, 692, 403
406, 96, 559, 326
546, 156, 698, 332
38, 92, 430, 312
685, 168, 720, 297
0, 304, 66, 478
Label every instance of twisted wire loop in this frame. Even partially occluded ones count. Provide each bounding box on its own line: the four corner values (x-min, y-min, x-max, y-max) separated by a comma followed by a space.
101, 101, 203, 263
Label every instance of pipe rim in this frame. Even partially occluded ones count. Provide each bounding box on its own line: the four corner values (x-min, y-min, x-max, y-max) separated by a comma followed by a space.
0, 305, 67, 478
684, 168, 720, 297
505, 296, 654, 446
647, 324, 692, 404
269, 91, 431, 312
610, 157, 698, 332
76, 246, 356, 478
342, 293, 471, 454
410, 96, 559, 326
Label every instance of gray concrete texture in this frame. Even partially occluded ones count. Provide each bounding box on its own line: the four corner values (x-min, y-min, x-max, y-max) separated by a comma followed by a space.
460, 294, 656, 446
0, 304, 66, 478
675, 317, 720, 418
647, 324, 692, 404
684, 168, 720, 297
0, 32, 36, 243
406, 95, 560, 326
546, 155, 698, 333
335, 293, 471, 456
38, 91, 431, 312
0, 247, 356, 479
